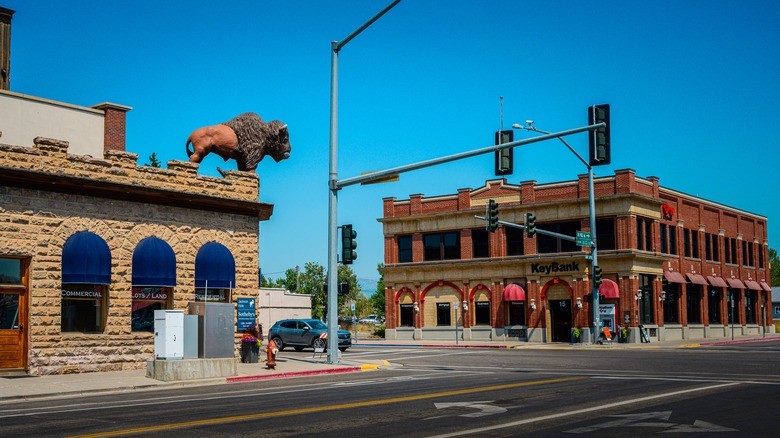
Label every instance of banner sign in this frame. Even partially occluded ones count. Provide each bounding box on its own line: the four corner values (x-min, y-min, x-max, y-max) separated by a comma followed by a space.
237, 298, 256, 331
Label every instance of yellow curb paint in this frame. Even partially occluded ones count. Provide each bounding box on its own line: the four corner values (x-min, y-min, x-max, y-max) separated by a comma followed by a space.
360, 364, 380, 371
70, 376, 587, 438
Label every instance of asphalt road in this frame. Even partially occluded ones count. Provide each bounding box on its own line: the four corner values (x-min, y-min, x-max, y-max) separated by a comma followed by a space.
2, 340, 779, 437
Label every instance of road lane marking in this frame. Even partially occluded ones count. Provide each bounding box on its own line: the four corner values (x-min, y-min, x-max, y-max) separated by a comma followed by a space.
68, 376, 587, 437
426, 382, 741, 437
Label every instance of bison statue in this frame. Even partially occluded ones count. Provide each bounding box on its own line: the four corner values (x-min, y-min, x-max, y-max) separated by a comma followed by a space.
186, 112, 291, 172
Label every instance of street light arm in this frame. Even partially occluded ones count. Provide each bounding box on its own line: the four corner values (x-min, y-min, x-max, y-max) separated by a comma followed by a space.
514, 125, 590, 169
334, 0, 402, 52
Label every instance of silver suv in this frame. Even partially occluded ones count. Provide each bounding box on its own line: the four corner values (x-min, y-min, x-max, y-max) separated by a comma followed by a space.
268, 319, 352, 352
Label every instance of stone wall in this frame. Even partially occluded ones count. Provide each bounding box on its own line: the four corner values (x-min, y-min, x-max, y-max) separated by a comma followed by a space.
0, 137, 264, 374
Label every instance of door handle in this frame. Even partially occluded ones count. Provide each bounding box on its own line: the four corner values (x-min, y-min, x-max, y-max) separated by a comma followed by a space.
19, 323, 23, 331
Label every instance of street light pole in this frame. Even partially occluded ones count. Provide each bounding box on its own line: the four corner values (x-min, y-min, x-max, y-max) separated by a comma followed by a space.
327, 0, 402, 364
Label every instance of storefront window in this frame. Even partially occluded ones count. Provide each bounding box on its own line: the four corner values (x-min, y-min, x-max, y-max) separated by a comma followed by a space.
61, 284, 106, 332
195, 288, 230, 302
474, 301, 490, 325
436, 302, 451, 326
508, 301, 526, 325
709, 288, 722, 324
131, 287, 171, 332
727, 290, 741, 325
399, 303, 414, 327
663, 288, 679, 324
745, 290, 756, 324
686, 285, 701, 324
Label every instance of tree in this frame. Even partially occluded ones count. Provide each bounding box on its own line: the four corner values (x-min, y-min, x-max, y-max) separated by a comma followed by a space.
298, 262, 327, 319
146, 152, 161, 168
368, 263, 386, 317
770, 248, 779, 286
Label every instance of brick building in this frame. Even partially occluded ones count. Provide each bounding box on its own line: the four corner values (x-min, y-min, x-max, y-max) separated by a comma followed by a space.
380, 170, 772, 343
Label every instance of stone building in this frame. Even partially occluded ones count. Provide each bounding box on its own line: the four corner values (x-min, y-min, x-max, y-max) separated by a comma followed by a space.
380, 171, 772, 343
0, 89, 272, 375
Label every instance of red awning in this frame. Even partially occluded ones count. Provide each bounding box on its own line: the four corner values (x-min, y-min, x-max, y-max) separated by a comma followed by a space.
760, 281, 772, 292
686, 273, 708, 286
726, 278, 745, 289
663, 271, 686, 284
706, 276, 729, 288
599, 279, 620, 299
744, 280, 762, 291
503, 283, 526, 301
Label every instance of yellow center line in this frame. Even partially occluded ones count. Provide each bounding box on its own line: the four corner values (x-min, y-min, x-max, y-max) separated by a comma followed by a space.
70, 376, 587, 437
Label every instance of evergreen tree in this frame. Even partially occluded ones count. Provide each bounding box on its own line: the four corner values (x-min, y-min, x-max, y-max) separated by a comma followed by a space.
770, 248, 779, 286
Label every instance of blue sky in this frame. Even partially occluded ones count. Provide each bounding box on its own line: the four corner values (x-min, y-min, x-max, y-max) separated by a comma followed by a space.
5, 0, 779, 287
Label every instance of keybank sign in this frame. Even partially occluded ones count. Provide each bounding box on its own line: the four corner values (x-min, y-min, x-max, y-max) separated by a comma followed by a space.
530, 262, 580, 274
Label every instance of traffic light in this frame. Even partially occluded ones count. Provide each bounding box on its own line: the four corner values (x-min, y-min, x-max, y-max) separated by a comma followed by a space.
525, 212, 536, 238
593, 265, 602, 287
588, 104, 611, 166
341, 224, 357, 264
487, 199, 499, 233
494, 130, 514, 175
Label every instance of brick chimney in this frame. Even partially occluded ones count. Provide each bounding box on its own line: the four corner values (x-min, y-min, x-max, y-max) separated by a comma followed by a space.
0, 7, 14, 91
92, 102, 132, 152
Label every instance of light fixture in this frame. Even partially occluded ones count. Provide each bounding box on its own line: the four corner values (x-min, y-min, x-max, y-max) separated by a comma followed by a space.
660, 291, 666, 302
530, 299, 537, 310
576, 297, 583, 309
413, 302, 419, 313
635, 290, 642, 301
462, 300, 469, 312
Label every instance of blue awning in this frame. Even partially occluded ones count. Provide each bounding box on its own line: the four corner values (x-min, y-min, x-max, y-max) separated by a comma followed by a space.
132, 237, 176, 287
62, 231, 111, 284
195, 242, 235, 288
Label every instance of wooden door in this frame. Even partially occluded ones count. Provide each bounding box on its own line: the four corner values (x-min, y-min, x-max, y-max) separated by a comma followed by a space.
0, 258, 27, 370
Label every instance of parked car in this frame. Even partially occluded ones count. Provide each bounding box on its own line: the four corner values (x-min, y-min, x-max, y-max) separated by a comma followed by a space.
358, 314, 385, 325
268, 319, 351, 352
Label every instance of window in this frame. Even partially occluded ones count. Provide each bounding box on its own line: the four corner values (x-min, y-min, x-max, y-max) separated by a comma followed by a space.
745, 290, 756, 324
663, 287, 679, 324
636, 217, 653, 251
724, 237, 738, 264
508, 301, 526, 325
596, 217, 616, 250
436, 302, 451, 326
686, 285, 701, 324
131, 287, 171, 332
424, 232, 460, 261
194, 242, 235, 303
506, 226, 524, 256
474, 301, 490, 325
639, 274, 655, 325
660, 224, 678, 255
683, 229, 699, 259
399, 303, 414, 327
703, 233, 719, 262
61, 231, 111, 333
759, 246, 765, 269
471, 229, 489, 258
537, 221, 579, 254
398, 235, 413, 263
0, 258, 24, 331
709, 288, 722, 324
727, 290, 741, 324
742, 241, 754, 267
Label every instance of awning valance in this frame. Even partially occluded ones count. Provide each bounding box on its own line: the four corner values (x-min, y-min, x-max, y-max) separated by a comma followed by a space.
599, 279, 620, 299
62, 231, 111, 284
744, 280, 762, 291
663, 271, 686, 284
195, 242, 236, 288
760, 281, 772, 292
726, 278, 745, 289
132, 237, 176, 287
686, 273, 708, 286
706, 276, 729, 288
502, 283, 526, 301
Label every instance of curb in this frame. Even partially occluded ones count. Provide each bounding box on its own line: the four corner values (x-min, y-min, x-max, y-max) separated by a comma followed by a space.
226, 366, 363, 383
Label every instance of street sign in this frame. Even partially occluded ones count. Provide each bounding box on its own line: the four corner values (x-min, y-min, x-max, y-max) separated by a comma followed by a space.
576, 230, 591, 247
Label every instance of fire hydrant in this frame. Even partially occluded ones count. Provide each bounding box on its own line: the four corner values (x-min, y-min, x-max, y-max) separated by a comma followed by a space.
265, 338, 278, 369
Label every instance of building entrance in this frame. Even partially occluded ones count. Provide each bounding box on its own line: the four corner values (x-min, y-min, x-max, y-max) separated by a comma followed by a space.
0, 258, 27, 370
550, 299, 572, 342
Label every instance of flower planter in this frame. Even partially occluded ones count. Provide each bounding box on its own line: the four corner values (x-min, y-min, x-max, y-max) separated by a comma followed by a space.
241, 342, 259, 363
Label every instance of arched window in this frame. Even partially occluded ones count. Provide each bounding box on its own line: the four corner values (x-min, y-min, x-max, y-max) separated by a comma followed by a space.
61, 231, 111, 333
131, 237, 176, 332
194, 242, 235, 303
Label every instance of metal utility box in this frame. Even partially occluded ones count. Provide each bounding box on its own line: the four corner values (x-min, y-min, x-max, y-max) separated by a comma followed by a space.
154, 310, 184, 360
183, 314, 199, 359
188, 302, 234, 358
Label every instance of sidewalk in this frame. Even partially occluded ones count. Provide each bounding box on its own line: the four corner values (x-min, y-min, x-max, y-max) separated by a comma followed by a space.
2, 334, 777, 402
